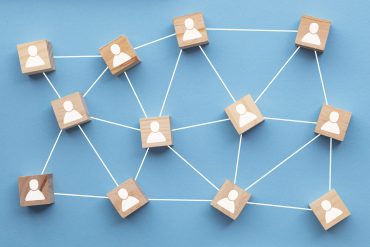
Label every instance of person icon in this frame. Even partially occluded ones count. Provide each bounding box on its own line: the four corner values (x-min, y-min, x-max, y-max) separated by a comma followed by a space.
25, 179, 46, 202
111, 44, 131, 68
321, 199, 343, 224
217, 189, 238, 214
182, 18, 202, 41
146, 121, 166, 144
236, 103, 257, 128
63, 100, 83, 124
301, 22, 321, 46
321, 111, 340, 135
118, 188, 139, 212
25, 45, 45, 68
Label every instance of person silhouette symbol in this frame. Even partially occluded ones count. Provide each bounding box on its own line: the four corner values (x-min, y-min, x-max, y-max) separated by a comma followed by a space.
25, 179, 46, 202
217, 189, 238, 214
182, 18, 202, 41
63, 100, 83, 124
118, 188, 139, 212
111, 44, 131, 68
146, 121, 166, 144
236, 103, 257, 128
321, 199, 343, 224
25, 45, 45, 68
321, 111, 340, 135
301, 22, 321, 46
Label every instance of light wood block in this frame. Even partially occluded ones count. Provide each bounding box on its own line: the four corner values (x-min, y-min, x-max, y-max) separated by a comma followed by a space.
173, 12, 209, 49
310, 189, 350, 230
107, 178, 148, 218
51, 92, 90, 130
295, 16, 331, 52
99, 35, 140, 76
314, 105, 351, 141
18, 174, 54, 207
17, 40, 55, 75
225, 94, 264, 135
211, 180, 251, 220
139, 116, 173, 148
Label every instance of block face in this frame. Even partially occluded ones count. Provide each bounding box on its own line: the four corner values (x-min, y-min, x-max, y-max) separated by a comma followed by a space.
107, 178, 148, 218
173, 12, 209, 49
51, 92, 90, 130
295, 16, 331, 52
211, 180, 251, 220
309, 189, 350, 230
17, 40, 55, 75
225, 94, 264, 135
314, 105, 351, 141
99, 35, 140, 76
18, 174, 54, 207
139, 116, 173, 148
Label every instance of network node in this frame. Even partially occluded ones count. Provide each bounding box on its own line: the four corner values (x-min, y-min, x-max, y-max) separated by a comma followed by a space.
107, 178, 148, 218
51, 92, 90, 130
17, 39, 55, 75
173, 12, 208, 49
309, 189, 350, 230
18, 174, 54, 207
99, 35, 140, 76
139, 116, 173, 148
211, 180, 251, 220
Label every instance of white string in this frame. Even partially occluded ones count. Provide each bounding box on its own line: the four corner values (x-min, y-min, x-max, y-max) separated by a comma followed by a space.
329, 138, 332, 191
55, 193, 108, 199
90, 116, 140, 131
168, 146, 219, 191
83, 67, 109, 97
172, 118, 230, 131
207, 28, 298, 33
42, 72, 61, 98
78, 125, 119, 186
255, 47, 300, 103
234, 135, 243, 184
264, 117, 316, 125
41, 130, 63, 174
248, 201, 312, 211
159, 49, 183, 116
314, 50, 328, 105
149, 198, 212, 202
54, 55, 102, 58
134, 148, 150, 181
245, 134, 321, 191
124, 71, 148, 118
199, 46, 236, 102
134, 33, 176, 50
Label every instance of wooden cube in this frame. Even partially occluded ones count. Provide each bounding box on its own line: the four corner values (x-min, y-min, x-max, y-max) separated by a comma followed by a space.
107, 178, 148, 218
51, 92, 90, 130
314, 105, 351, 141
139, 116, 173, 148
173, 12, 209, 49
211, 180, 251, 220
18, 174, 54, 207
295, 16, 331, 52
17, 39, 55, 75
309, 189, 350, 230
99, 35, 140, 76
225, 94, 264, 135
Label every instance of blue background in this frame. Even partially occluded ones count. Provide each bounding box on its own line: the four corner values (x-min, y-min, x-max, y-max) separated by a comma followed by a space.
1, 0, 369, 246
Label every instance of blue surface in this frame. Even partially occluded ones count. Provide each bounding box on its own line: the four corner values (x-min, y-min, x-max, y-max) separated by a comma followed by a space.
1, 0, 369, 246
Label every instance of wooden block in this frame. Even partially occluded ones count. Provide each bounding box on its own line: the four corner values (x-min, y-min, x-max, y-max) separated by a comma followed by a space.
99, 35, 140, 76
211, 180, 251, 220
295, 16, 331, 52
17, 40, 55, 75
139, 116, 173, 148
225, 94, 264, 135
18, 174, 54, 207
314, 105, 351, 141
310, 189, 350, 230
107, 178, 148, 218
173, 12, 209, 49
51, 92, 90, 130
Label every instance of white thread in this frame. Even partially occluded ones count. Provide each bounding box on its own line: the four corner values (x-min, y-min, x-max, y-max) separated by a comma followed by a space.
255, 47, 300, 103
134, 33, 176, 50
90, 116, 140, 131
135, 148, 150, 181
54, 55, 102, 58
83, 67, 109, 97
172, 118, 230, 131
41, 130, 63, 174
329, 138, 332, 191
149, 198, 212, 202
206, 28, 298, 33
264, 117, 317, 125
124, 72, 148, 118
55, 193, 108, 199
315, 51, 328, 105
248, 201, 312, 211
43, 72, 61, 98
234, 135, 243, 184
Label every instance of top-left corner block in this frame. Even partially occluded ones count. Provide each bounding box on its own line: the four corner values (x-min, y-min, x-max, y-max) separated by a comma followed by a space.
17, 40, 55, 75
